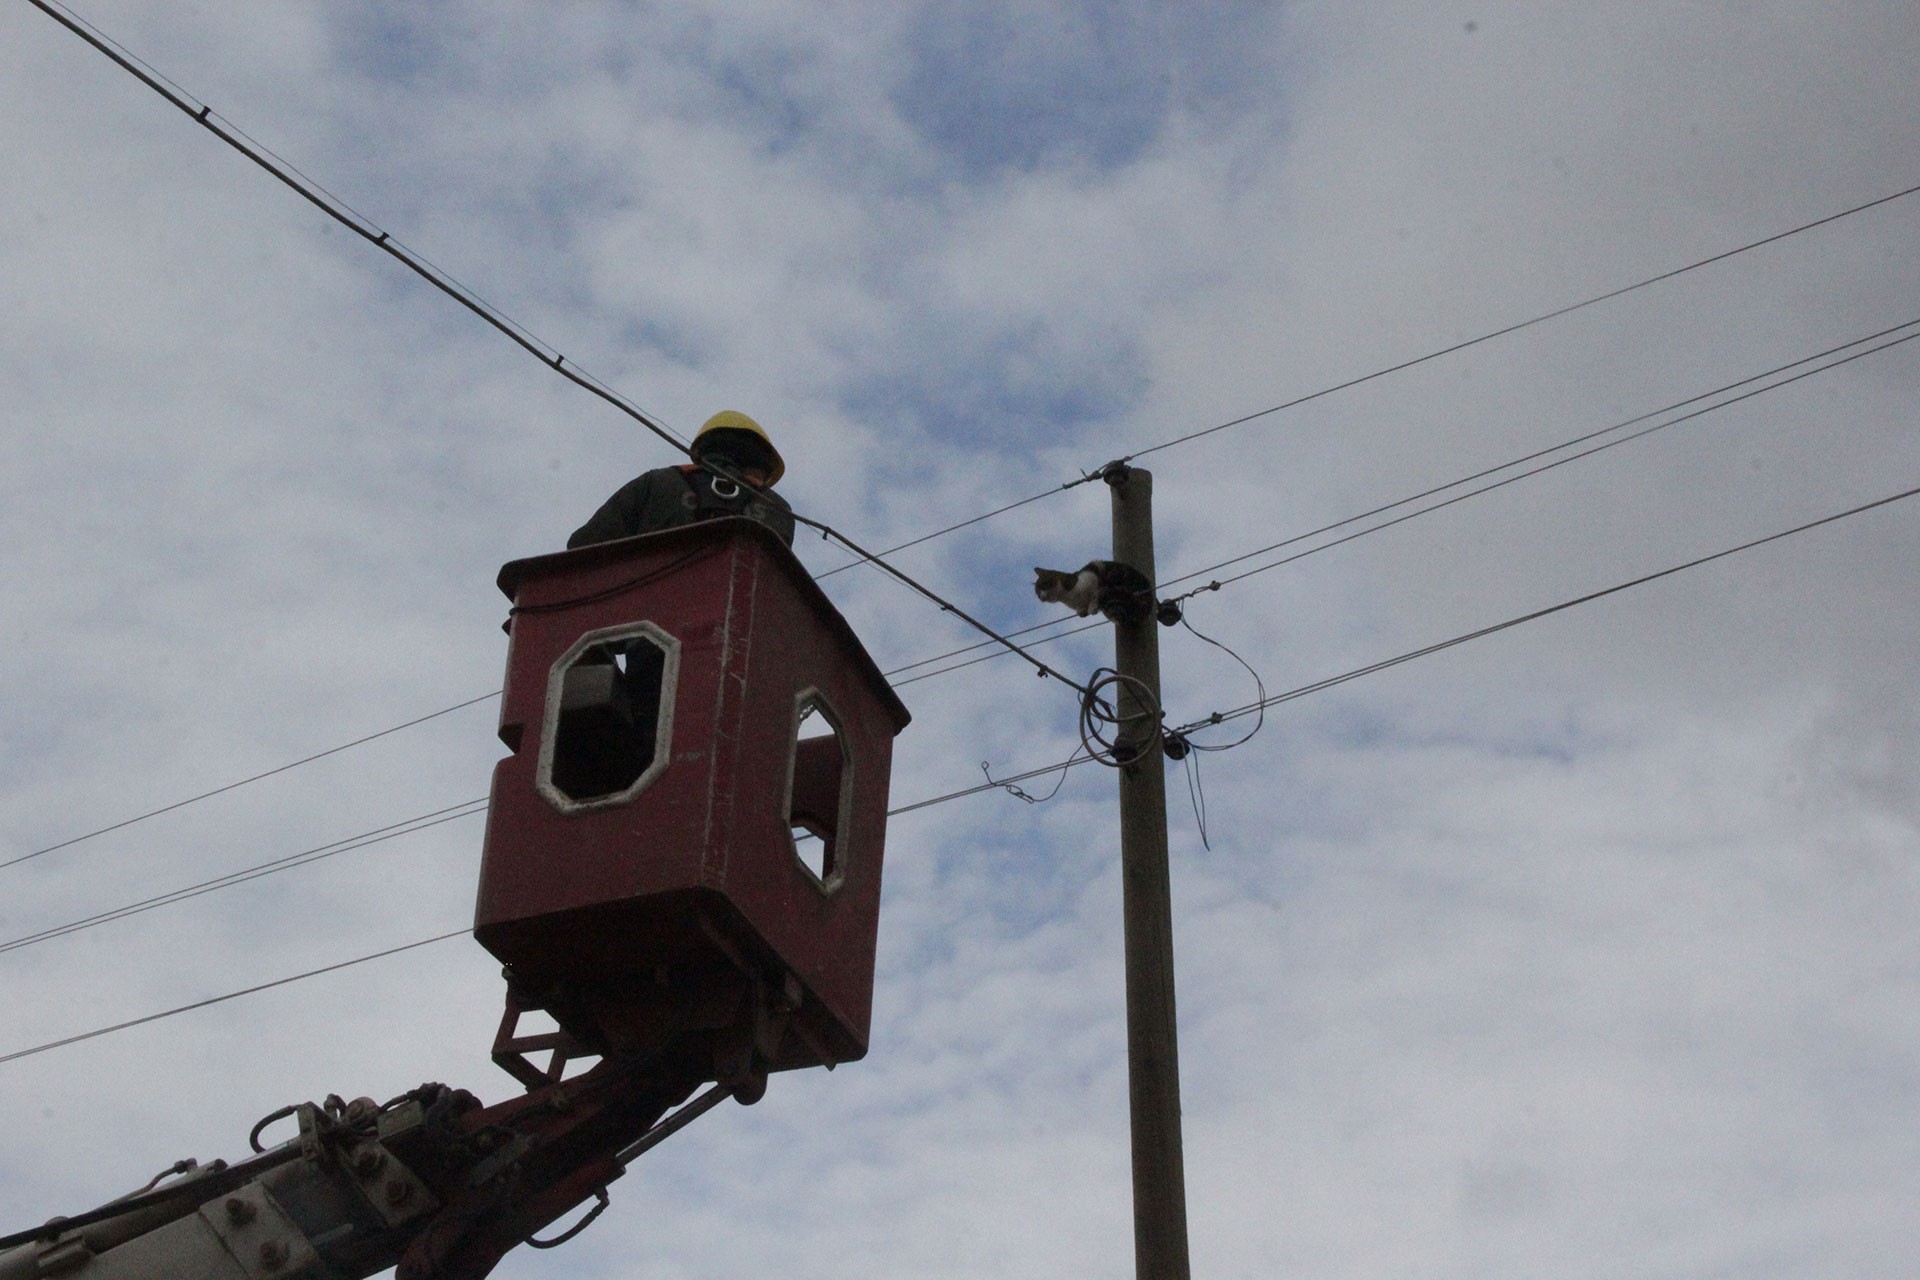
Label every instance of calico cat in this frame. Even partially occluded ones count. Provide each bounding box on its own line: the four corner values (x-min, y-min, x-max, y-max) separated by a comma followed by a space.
1033, 559, 1153, 622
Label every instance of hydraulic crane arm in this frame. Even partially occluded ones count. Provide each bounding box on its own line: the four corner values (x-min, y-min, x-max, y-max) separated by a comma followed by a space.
0, 1069, 730, 1280
0, 969, 793, 1280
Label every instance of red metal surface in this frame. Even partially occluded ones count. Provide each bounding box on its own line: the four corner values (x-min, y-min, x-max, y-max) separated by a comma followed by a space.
473, 518, 910, 1071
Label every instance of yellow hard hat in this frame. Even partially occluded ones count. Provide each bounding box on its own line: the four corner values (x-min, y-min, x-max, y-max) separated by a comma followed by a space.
692, 410, 785, 484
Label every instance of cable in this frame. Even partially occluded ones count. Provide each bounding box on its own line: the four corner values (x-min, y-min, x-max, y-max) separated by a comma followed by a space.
2, 694, 498, 873
883, 315, 1920, 688
887, 752, 1101, 817
38, 0, 1920, 605
0, 929, 468, 1068
1077, 669, 1159, 767
26, 0, 1095, 704
2, 511, 1080, 882
783, 505, 1094, 695
36, 1, 1920, 735
1172, 479, 1920, 738
31, 468, 1914, 1066
0, 754, 1110, 1068
1166, 616, 1266, 755
1159, 319, 1920, 604
20, 313, 1908, 878
32, 0, 1920, 691
22, 452, 1912, 997
25, 0, 692, 456
812, 183, 1920, 577
0, 800, 488, 957
22, 459, 1914, 1066
975, 754, 1082, 805
814, 486, 1078, 580
1114, 181, 1920, 466
24, 303, 1883, 888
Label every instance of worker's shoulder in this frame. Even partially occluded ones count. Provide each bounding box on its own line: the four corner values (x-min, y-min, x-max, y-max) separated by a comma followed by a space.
631, 464, 699, 489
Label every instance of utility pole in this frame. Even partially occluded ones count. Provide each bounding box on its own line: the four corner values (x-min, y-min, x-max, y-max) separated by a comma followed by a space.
1106, 464, 1192, 1280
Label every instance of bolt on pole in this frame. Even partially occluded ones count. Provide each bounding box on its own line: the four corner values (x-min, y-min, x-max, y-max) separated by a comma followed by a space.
1106, 464, 1192, 1280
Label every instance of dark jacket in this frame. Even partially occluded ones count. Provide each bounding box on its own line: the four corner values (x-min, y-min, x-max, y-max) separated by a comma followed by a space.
568, 464, 796, 549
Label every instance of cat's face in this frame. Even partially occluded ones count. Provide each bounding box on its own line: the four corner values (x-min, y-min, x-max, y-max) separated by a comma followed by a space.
1033, 567, 1079, 603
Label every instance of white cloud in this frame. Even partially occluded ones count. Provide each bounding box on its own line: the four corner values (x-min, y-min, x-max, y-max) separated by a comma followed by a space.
3, 2, 1919, 1276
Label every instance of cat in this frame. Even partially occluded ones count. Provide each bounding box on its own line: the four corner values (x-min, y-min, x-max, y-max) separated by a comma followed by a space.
1032, 560, 1153, 622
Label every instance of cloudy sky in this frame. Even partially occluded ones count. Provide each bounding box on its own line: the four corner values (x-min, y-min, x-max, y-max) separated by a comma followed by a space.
5, 2, 1920, 1276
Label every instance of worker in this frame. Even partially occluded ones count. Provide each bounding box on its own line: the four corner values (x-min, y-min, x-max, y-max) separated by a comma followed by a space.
568, 410, 796, 549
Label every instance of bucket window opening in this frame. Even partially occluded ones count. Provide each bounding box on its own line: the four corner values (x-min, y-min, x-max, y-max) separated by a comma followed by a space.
789, 696, 852, 892
546, 628, 674, 807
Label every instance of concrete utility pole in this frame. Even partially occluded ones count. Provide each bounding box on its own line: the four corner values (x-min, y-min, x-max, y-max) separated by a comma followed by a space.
1106, 464, 1192, 1280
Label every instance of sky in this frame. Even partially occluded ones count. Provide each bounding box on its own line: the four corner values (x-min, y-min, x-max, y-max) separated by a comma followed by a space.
4, 2, 1920, 1276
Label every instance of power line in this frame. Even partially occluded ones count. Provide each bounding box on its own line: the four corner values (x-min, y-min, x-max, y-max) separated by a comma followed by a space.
2, 694, 498, 873
887, 315, 1920, 687
784, 506, 1093, 695
1172, 479, 1920, 738
893, 618, 1103, 687
0, 759, 1102, 1067
23, 5, 1920, 1011
15, 320, 1904, 959
30, 0, 1920, 780
22, 311, 1910, 878
0, 929, 469, 1068
15, 475, 1918, 1066
1113, 185, 1920, 467
38, 0, 1920, 608
1160, 319, 1920, 601
0, 800, 487, 957
25, 0, 692, 457
26, 0, 1091, 705
813, 183, 1920, 580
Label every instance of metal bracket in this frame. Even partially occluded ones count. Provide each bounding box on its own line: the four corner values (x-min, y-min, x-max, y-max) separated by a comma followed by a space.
338, 1136, 439, 1230
491, 983, 597, 1091
197, 1183, 321, 1279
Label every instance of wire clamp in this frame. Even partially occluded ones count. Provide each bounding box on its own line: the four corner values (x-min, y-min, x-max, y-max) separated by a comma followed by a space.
980, 761, 1043, 803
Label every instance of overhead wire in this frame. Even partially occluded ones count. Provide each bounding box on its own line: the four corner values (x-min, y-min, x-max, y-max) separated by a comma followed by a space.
36, 0, 1920, 605
0, 930, 469, 1068
25, 0, 1092, 706
1109, 182, 1920, 467
0, 759, 1100, 1067
1157, 317, 1920, 604
1170, 479, 1920, 740
20, 0, 1920, 1066
0, 723, 1111, 960
781, 505, 1093, 694
26, 0, 1920, 739
12, 474, 1920, 1067
1, 695, 498, 872
812, 181, 1920, 579
0, 799, 488, 957
23, 0, 690, 456
15, 314, 1913, 879
886, 314, 1920, 686
29, 0, 1920, 633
